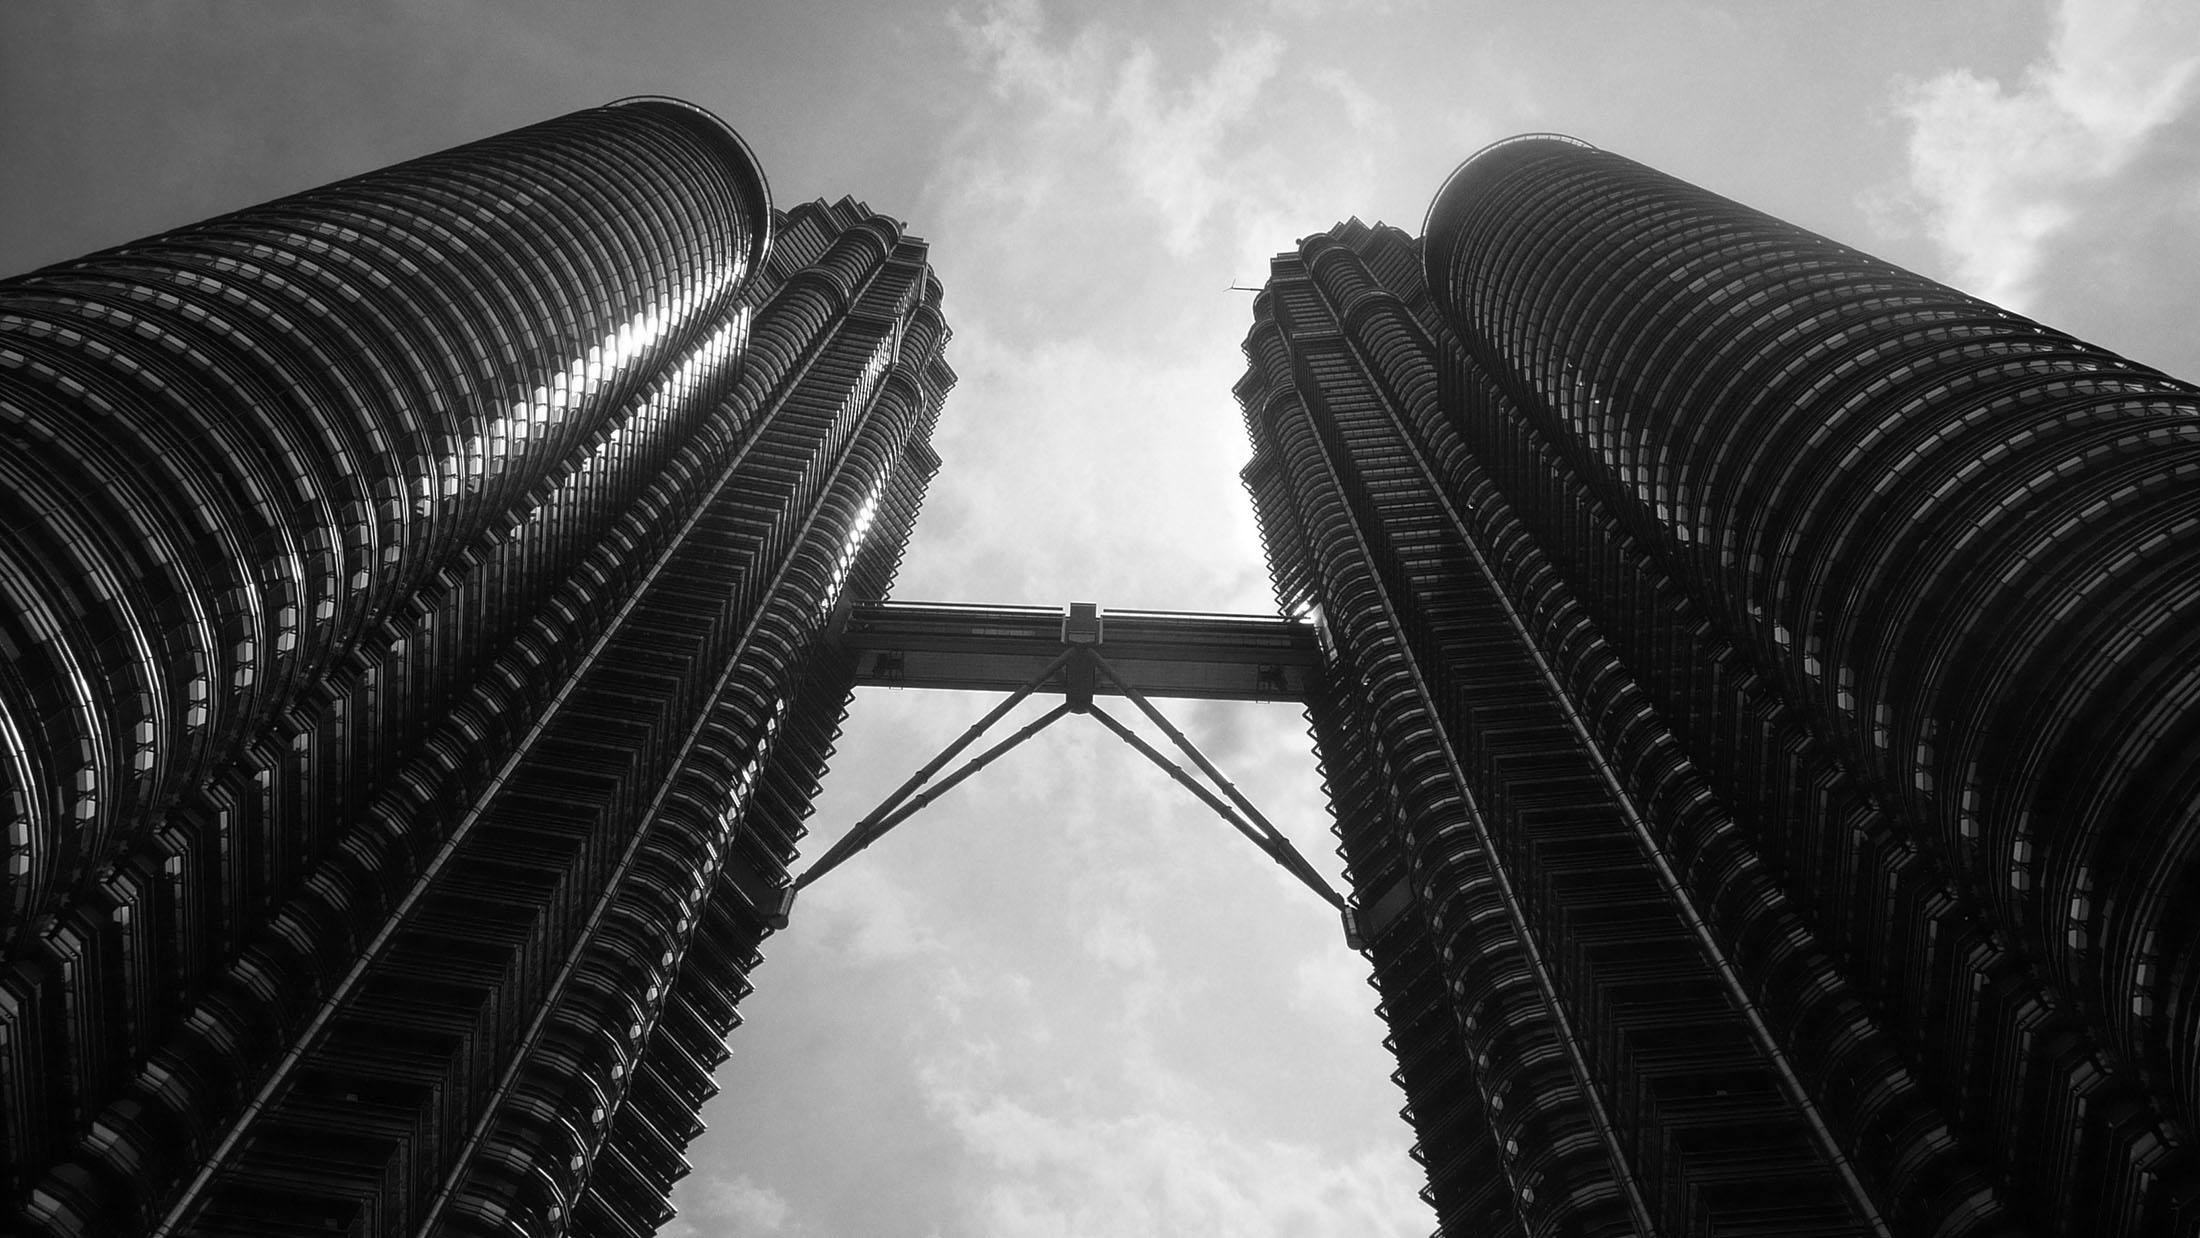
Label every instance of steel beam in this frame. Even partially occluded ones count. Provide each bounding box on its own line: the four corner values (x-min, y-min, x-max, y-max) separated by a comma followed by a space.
840, 600, 1319, 702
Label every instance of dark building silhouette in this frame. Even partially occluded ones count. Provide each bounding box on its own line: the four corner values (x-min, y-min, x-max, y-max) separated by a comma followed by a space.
0, 99, 952, 1235
1238, 136, 2200, 1236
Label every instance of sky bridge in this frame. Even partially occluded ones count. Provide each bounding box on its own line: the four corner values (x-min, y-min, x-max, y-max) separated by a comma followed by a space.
784, 600, 1359, 943
838, 599, 1321, 702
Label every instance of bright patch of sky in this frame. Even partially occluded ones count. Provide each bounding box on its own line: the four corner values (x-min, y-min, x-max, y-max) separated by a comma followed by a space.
5, 0, 2197, 1234
1887, 0, 2200, 312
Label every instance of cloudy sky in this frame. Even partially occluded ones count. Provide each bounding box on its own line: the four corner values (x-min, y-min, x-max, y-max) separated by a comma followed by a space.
6, 1, 2198, 1234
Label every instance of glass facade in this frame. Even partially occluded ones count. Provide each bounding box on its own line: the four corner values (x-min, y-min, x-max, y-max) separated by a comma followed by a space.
0, 103, 952, 1237
1242, 138, 2200, 1235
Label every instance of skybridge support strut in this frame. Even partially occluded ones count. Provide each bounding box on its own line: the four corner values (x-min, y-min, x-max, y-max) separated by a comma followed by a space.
775, 603, 1363, 948
1085, 652, 1363, 947
768, 649, 1074, 928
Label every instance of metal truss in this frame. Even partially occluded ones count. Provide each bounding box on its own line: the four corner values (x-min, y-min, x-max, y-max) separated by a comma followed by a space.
773, 610, 1362, 948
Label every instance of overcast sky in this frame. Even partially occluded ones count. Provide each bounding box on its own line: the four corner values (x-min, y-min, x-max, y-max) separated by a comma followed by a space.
6, 2, 2198, 1235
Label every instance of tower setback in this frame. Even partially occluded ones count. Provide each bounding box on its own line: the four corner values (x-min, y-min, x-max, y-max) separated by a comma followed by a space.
0, 99, 952, 1236
1239, 136, 2200, 1236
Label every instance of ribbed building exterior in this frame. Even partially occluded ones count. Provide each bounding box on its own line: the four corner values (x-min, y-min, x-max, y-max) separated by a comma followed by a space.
0, 100, 952, 1236
1239, 137, 2200, 1236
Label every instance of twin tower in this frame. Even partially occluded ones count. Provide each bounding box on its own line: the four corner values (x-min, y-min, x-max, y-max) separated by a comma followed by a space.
2, 98, 2197, 1236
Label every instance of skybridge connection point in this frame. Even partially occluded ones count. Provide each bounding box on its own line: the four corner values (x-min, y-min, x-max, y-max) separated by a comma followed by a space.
1342, 907, 1367, 951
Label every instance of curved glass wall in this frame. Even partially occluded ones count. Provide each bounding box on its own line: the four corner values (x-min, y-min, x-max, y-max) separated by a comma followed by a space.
0, 102, 960, 1238
1403, 136, 2200, 1234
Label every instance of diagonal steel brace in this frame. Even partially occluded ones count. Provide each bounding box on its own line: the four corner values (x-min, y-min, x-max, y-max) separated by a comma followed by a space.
771, 645, 1365, 948
772, 649, 1077, 927
1088, 652, 1349, 901
1083, 680, 1363, 948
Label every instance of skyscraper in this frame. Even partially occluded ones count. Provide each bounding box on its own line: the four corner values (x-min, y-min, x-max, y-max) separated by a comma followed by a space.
11, 86, 2200, 1238
0, 99, 952, 1236
1239, 135, 2200, 1235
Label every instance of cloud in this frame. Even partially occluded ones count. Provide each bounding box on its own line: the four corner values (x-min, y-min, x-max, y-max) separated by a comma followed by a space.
1081, 905, 1160, 969
894, 319, 1276, 611
801, 860, 950, 965
923, 1078, 1429, 1237
1106, 33, 1287, 255
1884, 0, 2200, 310
938, 1, 1302, 267
1290, 945, 1375, 1025
1256, 0, 1403, 18
1309, 67, 1395, 142
661, 1174, 795, 1235
957, 0, 1114, 108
